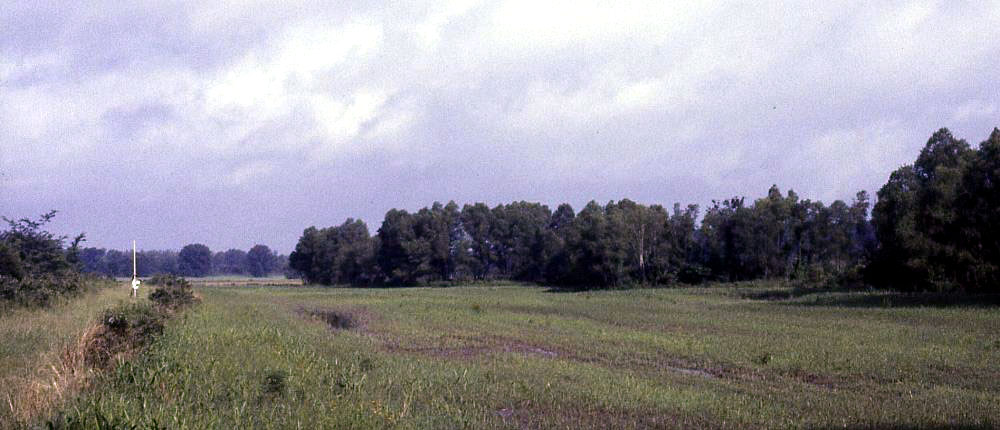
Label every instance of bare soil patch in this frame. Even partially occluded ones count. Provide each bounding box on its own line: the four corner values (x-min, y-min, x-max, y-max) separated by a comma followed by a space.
297, 306, 374, 333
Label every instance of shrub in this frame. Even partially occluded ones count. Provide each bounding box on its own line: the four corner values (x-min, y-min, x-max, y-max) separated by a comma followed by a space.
0, 273, 94, 308
86, 302, 165, 368
0, 242, 26, 280
147, 274, 198, 310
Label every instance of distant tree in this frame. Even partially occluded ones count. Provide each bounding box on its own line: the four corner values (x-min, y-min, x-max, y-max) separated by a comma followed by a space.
415, 202, 457, 281
669, 203, 703, 283
543, 204, 576, 284
377, 210, 430, 284
213, 249, 247, 275
245, 245, 276, 277
290, 219, 375, 285
78, 247, 107, 275
273, 254, 291, 277
494, 201, 552, 280
177, 244, 212, 277
137, 250, 179, 276
460, 203, 495, 280
560, 201, 628, 287
102, 249, 132, 277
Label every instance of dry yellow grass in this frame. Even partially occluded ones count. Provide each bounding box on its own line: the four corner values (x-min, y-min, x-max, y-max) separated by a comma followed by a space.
0, 285, 123, 428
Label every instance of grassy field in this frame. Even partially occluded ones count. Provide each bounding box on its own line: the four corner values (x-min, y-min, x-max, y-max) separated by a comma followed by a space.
0, 284, 124, 427
37, 282, 999, 429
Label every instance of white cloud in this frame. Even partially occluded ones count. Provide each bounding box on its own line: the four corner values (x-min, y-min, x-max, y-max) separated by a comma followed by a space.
952, 100, 997, 123
3, 1, 1000, 249
486, 1, 701, 51
223, 160, 274, 187
784, 123, 913, 202
311, 89, 388, 146
414, 0, 481, 49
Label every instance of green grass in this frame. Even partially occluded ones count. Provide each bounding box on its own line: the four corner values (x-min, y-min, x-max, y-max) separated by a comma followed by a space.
43, 283, 1000, 428
0, 283, 123, 427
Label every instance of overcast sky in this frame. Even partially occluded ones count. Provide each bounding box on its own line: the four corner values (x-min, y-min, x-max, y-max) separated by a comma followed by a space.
2, 1, 999, 253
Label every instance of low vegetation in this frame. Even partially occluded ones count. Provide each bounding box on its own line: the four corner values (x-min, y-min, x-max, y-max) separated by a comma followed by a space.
1, 272, 199, 428
46, 282, 999, 428
0, 286, 121, 427
147, 274, 199, 310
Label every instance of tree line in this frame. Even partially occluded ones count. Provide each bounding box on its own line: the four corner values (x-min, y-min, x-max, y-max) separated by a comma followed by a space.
290, 192, 872, 288
290, 128, 999, 293
78, 244, 289, 278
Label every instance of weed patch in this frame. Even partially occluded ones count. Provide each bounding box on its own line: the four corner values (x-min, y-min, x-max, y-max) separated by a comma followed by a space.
260, 370, 288, 398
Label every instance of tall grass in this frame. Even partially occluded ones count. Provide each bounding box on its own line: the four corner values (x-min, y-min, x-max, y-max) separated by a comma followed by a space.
0, 283, 123, 427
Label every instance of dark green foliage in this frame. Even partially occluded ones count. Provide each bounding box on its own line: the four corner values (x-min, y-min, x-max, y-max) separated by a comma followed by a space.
261, 370, 288, 397
294, 191, 875, 289
177, 244, 212, 277
147, 274, 198, 310
376, 209, 430, 284
953, 128, 1000, 290
0, 273, 93, 308
870, 128, 998, 292
1, 211, 75, 277
245, 244, 276, 277
0, 211, 97, 308
0, 241, 26, 280
213, 248, 247, 275
290, 219, 376, 285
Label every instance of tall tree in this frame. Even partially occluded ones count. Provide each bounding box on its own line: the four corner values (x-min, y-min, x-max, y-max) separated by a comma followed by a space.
377, 210, 430, 284
178, 243, 212, 277
245, 244, 277, 277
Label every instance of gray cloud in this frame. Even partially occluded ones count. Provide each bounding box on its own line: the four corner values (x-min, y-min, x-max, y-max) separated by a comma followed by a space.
2, 1, 999, 252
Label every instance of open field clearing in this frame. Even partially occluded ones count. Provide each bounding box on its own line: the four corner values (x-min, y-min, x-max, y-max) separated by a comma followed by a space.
0, 285, 122, 427
43, 283, 999, 429
187, 276, 303, 288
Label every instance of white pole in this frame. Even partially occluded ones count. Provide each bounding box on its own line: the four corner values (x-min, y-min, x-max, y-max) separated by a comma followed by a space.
130, 241, 140, 298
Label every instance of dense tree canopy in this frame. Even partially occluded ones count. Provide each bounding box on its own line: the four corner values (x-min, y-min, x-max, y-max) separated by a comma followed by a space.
177, 244, 212, 277
290, 188, 875, 289
870, 128, 1000, 292
213, 249, 247, 275
245, 244, 277, 277
290, 219, 375, 285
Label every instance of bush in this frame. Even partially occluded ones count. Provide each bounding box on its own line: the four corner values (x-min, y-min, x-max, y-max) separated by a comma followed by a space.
0, 242, 25, 280
147, 274, 198, 310
0, 273, 94, 308
86, 302, 165, 367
